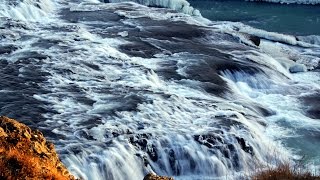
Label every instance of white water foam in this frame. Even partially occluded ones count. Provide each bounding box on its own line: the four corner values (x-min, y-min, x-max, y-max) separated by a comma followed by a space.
26, 5, 288, 178
217, 17, 320, 168
0, 0, 55, 22
221, 65, 320, 172
1, 0, 319, 179
107, 0, 201, 16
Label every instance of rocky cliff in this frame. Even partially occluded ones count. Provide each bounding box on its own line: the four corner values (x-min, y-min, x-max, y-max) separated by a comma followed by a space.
0, 116, 76, 180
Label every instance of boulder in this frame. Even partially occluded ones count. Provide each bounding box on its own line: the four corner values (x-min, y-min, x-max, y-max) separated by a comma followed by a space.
0, 116, 76, 180
289, 64, 307, 73
144, 173, 174, 180
248, 35, 261, 46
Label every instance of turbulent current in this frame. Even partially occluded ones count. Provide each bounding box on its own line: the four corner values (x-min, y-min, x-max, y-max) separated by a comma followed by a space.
0, 0, 320, 179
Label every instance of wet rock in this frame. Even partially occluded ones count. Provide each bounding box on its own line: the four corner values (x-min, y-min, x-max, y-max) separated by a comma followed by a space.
147, 144, 158, 162
16, 51, 49, 61
236, 137, 254, 155
143, 173, 174, 180
32, 38, 62, 49
194, 134, 224, 148
0, 45, 18, 54
254, 105, 276, 117
289, 64, 307, 73
194, 132, 254, 170
3, 20, 29, 30
129, 133, 158, 162
168, 149, 180, 175
239, 33, 260, 46
74, 129, 94, 140
300, 92, 320, 119
119, 41, 162, 58
315, 62, 320, 70
248, 35, 261, 46
0, 116, 76, 180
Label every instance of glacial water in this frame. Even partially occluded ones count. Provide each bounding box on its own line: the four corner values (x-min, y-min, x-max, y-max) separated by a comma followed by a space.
190, 0, 320, 35
0, 0, 319, 179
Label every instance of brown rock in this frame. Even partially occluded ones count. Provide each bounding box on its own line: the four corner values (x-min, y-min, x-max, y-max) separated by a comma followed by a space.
0, 127, 7, 137
0, 116, 77, 180
143, 173, 174, 180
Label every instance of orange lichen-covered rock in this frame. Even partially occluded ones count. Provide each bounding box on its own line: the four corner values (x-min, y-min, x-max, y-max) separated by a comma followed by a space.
143, 173, 174, 180
0, 116, 76, 180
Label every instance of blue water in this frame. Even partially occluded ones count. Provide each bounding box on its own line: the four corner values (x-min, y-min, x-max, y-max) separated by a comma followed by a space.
190, 0, 320, 35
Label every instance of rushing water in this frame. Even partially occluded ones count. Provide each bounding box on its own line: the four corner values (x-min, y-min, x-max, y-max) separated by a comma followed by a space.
0, 0, 319, 179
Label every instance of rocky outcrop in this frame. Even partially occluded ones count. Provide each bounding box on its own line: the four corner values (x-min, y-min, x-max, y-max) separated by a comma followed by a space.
248, 35, 261, 46
143, 173, 174, 180
0, 116, 76, 180
239, 33, 261, 46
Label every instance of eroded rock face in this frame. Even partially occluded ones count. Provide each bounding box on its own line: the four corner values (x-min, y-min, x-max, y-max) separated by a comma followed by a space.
143, 173, 174, 180
0, 116, 76, 180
